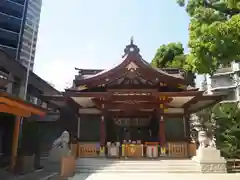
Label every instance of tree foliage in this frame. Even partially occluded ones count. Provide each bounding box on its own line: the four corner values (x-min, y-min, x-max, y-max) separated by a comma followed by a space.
213, 102, 240, 158
151, 42, 185, 68
177, 0, 240, 74
195, 108, 215, 137
195, 102, 240, 158
151, 42, 195, 86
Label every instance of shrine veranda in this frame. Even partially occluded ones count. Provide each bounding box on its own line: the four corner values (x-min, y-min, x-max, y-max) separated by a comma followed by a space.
43, 40, 223, 158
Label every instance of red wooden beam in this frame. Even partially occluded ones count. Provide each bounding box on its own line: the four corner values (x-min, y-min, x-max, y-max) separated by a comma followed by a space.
93, 97, 172, 104
64, 90, 204, 98
152, 91, 204, 97
108, 88, 157, 93
105, 110, 154, 117
106, 95, 157, 101
105, 103, 160, 110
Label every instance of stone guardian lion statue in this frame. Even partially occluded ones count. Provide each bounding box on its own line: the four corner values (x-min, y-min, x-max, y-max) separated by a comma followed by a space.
198, 130, 209, 148
198, 130, 216, 148
48, 131, 72, 162
52, 131, 70, 149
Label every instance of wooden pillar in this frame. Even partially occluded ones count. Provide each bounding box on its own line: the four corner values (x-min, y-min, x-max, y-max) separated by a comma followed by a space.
100, 115, 106, 146
100, 101, 106, 146
10, 116, 21, 170
183, 116, 186, 137
159, 115, 166, 146
184, 115, 191, 140
77, 116, 80, 140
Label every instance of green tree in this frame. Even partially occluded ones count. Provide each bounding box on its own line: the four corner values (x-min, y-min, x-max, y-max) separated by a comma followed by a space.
213, 102, 240, 158
177, 0, 240, 74
151, 42, 195, 86
151, 42, 184, 68
195, 108, 215, 137
194, 102, 240, 158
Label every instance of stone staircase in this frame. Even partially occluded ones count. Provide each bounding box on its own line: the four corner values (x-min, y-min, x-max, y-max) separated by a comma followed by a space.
76, 158, 201, 173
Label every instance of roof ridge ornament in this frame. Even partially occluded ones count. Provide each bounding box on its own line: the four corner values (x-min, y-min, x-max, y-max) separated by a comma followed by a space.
130, 36, 134, 45
122, 37, 140, 58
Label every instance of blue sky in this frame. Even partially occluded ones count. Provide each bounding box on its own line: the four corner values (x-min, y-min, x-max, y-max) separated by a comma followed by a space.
34, 0, 192, 91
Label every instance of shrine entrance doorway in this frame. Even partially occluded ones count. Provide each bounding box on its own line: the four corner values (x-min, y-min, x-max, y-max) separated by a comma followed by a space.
120, 127, 149, 143
112, 116, 159, 144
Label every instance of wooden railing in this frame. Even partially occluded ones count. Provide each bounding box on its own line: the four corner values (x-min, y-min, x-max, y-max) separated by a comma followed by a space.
75, 142, 196, 158
78, 143, 98, 157
167, 142, 188, 158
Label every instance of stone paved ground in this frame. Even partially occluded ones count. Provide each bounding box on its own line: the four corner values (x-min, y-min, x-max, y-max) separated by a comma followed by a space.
69, 173, 240, 180
0, 169, 16, 180
15, 170, 58, 180
0, 169, 58, 180
0, 159, 59, 180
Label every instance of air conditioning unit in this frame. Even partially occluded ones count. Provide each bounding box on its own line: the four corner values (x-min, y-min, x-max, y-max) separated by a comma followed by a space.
41, 102, 47, 108
30, 97, 38, 105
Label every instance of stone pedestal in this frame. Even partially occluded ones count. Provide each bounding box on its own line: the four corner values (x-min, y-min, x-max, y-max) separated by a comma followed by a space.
60, 155, 76, 178
48, 131, 71, 163
48, 147, 71, 163
192, 147, 227, 173
15, 155, 35, 174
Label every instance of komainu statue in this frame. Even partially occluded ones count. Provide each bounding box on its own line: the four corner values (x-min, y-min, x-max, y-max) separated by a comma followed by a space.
48, 131, 72, 163
198, 130, 217, 148
198, 130, 209, 148
209, 136, 216, 148
52, 131, 70, 149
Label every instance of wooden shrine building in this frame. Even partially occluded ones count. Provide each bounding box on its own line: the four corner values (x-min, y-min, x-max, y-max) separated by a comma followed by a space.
43, 40, 224, 158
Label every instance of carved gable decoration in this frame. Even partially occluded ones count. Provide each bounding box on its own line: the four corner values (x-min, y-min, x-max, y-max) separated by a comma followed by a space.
73, 37, 188, 88
126, 62, 138, 71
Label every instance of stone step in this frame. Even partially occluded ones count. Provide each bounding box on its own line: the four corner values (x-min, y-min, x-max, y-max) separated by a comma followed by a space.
75, 159, 201, 174
76, 162, 196, 166
76, 159, 193, 163
76, 162, 198, 167
77, 165, 199, 170
77, 164, 198, 168
76, 160, 196, 165
76, 168, 200, 173
76, 163, 198, 168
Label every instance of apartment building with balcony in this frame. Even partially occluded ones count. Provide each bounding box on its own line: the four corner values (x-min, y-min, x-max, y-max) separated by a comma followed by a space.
0, 50, 63, 167
0, 0, 42, 71
0, 50, 59, 107
205, 62, 240, 102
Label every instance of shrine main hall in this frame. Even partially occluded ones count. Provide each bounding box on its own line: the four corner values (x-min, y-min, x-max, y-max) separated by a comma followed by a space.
43, 40, 223, 158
